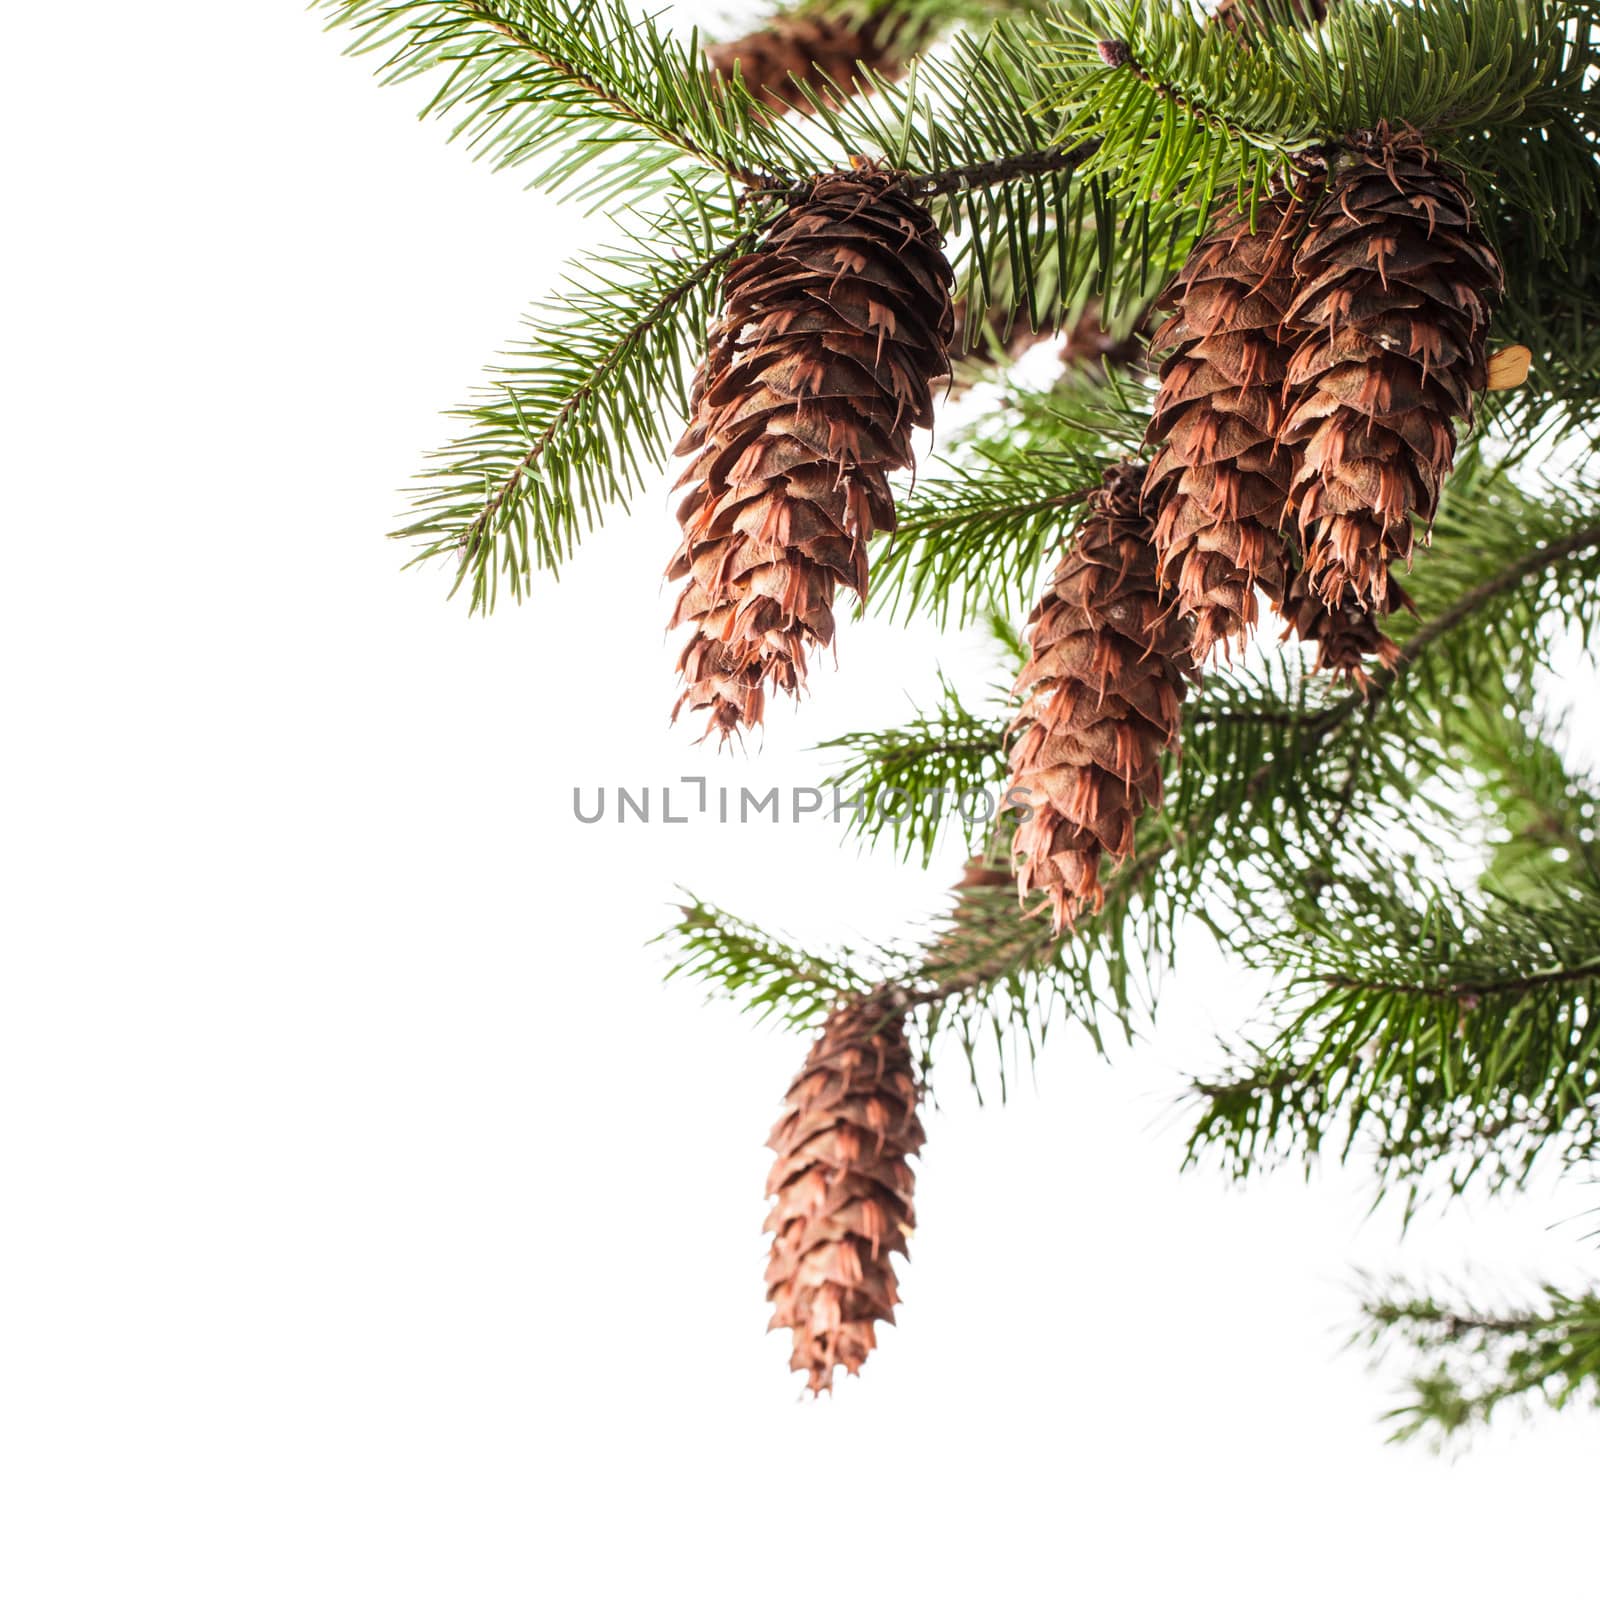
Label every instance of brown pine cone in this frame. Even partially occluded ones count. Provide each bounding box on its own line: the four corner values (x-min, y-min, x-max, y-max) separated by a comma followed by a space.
1144, 198, 1301, 660
764, 997, 924, 1392
1276, 568, 1405, 688
668, 167, 953, 739
1008, 462, 1198, 932
706, 8, 926, 117
1281, 125, 1502, 613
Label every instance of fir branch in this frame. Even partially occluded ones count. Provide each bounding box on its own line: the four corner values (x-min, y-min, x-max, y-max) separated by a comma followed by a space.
874, 454, 1098, 626
322, 0, 787, 202
1183, 875, 1600, 1196
1268, 0, 1593, 147
1050, 0, 1319, 217
908, 140, 1098, 197
1456, 701, 1600, 900
1092, 31, 1304, 163
874, 367, 1149, 627
1321, 954, 1600, 1002
1359, 1282, 1600, 1443
660, 896, 883, 1027
398, 191, 778, 609
816, 674, 1010, 864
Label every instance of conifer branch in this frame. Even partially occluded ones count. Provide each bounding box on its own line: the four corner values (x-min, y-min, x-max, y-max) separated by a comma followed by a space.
907, 141, 1098, 198
1321, 955, 1600, 1002
323, 0, 794, 203
399, 191, 780, 609
900, 519, 1600, 1015
449, 0, 766, 182
1093, 35, 1296, 160
453, 220, 763, 571
1360, 1283, 1600, 1443
817, 675, 1011, 865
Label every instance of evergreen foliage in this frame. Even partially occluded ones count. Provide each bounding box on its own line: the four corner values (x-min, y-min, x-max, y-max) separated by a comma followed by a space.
1359, 1283, 1600, 1442
328, 0, 1600, 1431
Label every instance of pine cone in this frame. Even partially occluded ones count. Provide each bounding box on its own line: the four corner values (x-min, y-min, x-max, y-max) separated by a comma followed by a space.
1008, 462, 1197, 932
668, 168, 953, 738
706, 8, 925, 117
1144, 198, 1301, 660
1276, 568, 1405, 687
764, 998, 924, 1392
1282, 125, 1501, 613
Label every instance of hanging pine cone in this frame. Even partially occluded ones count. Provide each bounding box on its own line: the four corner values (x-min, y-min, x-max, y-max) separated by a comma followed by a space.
1144, 197, 1301, 660
764, 997, 924, 1392
1008, 462, 1198, 932
706, 7, 924, 117
668, 167, 953, 738
1276, 569, 1405, 687
1281, 125, 1501, 613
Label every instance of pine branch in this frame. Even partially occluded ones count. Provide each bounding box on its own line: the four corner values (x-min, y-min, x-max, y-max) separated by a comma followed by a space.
816, 674, 1010, 864
1359, 1282, 1600, 1443
909, 141, 1097, 196
872, 367, 1149, 627
1183, 872, 1600, 1196
395, 189, 777, 609
660, 896, 886, 1028
1266, 0, 1593, 146
1456, 701, 1600, 901
1052, 0, 1320, 220
323, 0, 789, 202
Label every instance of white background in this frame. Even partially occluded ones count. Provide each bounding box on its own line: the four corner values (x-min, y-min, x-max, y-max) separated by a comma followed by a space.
3, 5, 1596, 1596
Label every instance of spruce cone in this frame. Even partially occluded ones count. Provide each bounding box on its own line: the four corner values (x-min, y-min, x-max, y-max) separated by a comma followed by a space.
706, 8, 925, 117
1145, 198, 1301, 660
1282, 125, 1501, 613
668, 168, 953, 738
764, 998, 924, 1392
1008, 462, 1197, 932
1277, 569, 1404, 687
